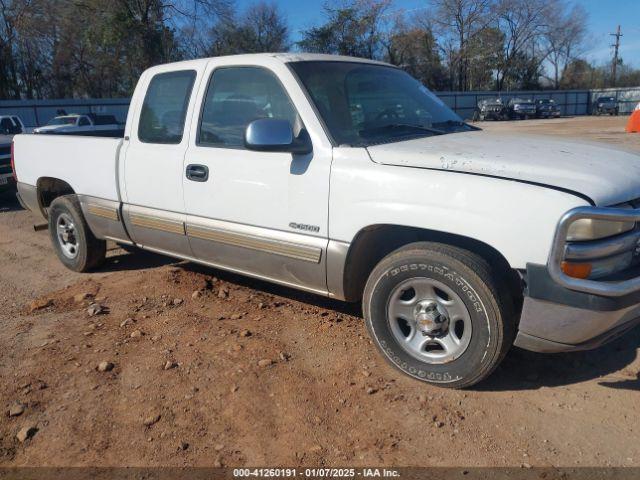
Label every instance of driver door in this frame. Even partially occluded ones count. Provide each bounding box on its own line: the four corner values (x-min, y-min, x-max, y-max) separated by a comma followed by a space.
182, 60, 332, 294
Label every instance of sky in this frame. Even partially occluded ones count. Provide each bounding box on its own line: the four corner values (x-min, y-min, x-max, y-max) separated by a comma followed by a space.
236, 0, 640, 68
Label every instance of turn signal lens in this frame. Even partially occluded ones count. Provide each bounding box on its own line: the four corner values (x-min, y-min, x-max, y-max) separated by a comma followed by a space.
561, 261, 592, 279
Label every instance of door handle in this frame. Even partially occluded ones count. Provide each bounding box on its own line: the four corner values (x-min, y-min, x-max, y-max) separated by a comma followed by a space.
186, 164, 209, 182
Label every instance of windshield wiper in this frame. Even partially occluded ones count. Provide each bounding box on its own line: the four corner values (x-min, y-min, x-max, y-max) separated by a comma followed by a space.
360, 123, 445, 139
432, 119, 478, 130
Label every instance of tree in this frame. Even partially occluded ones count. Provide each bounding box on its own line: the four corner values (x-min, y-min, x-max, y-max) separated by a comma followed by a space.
495, 0, 550, 90
208, 1, 289, 56
297, 0, 391, 59
560, 58, 600, 89
465, 26, 503, 90
385, 18, 448, 90
542, 2, 587, 88
430, 0, 495, 91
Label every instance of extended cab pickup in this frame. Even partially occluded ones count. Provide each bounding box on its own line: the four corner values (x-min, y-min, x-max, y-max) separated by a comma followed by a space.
13, 54, 640, 388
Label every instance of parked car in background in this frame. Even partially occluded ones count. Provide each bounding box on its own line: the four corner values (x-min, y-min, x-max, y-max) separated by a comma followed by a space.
0, 115, 28, 135
593, 96, 618, 116
507, 98, 536, 119
0, 137, 14, 192
13, 53, 640, 388
474, 98, 507, 121
0, 115, 28, 192
535, 99, 561, 118
33, 113, 123, 136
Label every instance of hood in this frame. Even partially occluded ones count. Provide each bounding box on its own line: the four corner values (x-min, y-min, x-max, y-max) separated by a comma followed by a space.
366, 130, 640, 206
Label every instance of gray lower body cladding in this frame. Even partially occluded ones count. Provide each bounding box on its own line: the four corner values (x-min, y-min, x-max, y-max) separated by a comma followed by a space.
515, 263, 640, 353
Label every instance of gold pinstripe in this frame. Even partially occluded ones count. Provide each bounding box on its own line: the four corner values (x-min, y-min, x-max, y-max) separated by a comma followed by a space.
87, 204, 119, 221
186, 224, 322, 263
129, 213, 185, 235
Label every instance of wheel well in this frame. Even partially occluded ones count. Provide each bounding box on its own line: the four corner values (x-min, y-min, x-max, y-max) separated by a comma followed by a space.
36, 177, 75, 218
341, 225, 523, 308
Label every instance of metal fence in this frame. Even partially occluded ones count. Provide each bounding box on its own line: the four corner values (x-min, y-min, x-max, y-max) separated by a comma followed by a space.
0, 98, 130, 128
1, 86, 639, 127
438, 86, 640, 120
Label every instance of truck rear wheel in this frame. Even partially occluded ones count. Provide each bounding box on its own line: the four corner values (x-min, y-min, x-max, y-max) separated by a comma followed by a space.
362, 242, 515, 389
48, 195, 106, 272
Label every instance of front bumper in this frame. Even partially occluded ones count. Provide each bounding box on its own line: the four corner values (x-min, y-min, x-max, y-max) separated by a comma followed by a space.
515, 205, 640, 353
515, 264, 640, 352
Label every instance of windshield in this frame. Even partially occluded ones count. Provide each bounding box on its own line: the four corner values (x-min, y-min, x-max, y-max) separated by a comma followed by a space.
599, 97, 615, 102
47, 116, 78, 126
290, 61, 473, 146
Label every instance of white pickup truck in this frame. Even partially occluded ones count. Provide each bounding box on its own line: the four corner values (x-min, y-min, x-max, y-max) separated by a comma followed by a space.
12, 54, 640, 388
33, 114, 123, 136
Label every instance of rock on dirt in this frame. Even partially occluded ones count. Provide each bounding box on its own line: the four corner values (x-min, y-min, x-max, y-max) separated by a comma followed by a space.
28, 298, 53, 313
257, 359, 274, 368
120, 318, 135, 328
16, 424, 38, 442
97, 361, 114, 372
143, 414, 161, 427
164, 360, 178, 370
9, 402, 25, 417
74, 292, 94, 303
87, 303, 107, 316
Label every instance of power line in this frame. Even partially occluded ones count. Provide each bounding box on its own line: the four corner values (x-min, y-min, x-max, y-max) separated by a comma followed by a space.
610, 25, 622, 87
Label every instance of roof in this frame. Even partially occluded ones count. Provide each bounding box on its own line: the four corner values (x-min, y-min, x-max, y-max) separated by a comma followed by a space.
270, 52, 391, 66
146, 52, 392, 71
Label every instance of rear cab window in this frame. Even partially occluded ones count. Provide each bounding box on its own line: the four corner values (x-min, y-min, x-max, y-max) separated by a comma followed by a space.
138, 70, 196, 144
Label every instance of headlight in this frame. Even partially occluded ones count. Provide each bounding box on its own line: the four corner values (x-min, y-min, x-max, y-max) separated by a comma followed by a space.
567, 215, 635, 241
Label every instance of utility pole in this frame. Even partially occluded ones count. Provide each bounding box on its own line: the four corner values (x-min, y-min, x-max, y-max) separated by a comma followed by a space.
610, 25, 622, 87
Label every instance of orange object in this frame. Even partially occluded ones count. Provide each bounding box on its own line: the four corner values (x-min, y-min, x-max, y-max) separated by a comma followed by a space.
626, 104, 640, 133
561, 261, 592, 279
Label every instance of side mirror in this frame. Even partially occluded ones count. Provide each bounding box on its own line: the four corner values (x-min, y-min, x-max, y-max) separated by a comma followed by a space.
244, 118, 312, 155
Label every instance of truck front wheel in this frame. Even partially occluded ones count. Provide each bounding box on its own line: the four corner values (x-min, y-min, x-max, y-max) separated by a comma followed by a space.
363, 242, 515, 389
48, 195, 106, 272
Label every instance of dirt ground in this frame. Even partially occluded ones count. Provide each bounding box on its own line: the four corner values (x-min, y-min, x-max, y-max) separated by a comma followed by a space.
1, 115, 639, 468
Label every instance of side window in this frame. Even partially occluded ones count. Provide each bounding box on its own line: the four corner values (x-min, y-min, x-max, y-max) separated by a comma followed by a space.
11, 117, 23, 133
0, 118, 13, 133
199, 67, 297, 148
78, 117, 90, 126
138, 70, 196, 144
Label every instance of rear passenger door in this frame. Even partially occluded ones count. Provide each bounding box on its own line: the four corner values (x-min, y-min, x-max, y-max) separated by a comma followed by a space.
121, 68, 201, 257
182, 59, 333, 294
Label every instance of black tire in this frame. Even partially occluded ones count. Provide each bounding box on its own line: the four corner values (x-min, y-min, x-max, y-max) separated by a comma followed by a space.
362, 242, 515, 389
48, 195, 106, 272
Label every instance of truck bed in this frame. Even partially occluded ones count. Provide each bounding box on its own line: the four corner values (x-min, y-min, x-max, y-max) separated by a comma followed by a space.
13, 134, 123, 201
